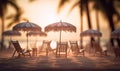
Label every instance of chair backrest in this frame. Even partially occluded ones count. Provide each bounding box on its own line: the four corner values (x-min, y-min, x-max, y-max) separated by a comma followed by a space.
11, 41, 23, 53
42, 40, 51, 49
57, 42, 68, 52
113, 48, 120, 57
93, 41, 102, 52
69, 41, 79, 52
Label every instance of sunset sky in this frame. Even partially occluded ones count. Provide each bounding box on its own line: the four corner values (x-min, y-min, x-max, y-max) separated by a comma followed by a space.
1, 0, 111, 48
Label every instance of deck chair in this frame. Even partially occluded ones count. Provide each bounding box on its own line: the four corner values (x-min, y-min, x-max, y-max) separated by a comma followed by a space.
11, 41, 31, 57
43, 40, 54, 56
56, 42, 68, 58
113, 47, 120, 58
41, 40, 55, 56
93, 41, 107, 56
69, 41, 85, 56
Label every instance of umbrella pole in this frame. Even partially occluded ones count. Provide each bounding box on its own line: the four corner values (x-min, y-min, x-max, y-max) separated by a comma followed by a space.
59, 30, 61, 43
59, 30, 62, 56
27, 32, 28, 50
35, 37, 37, 48
9, 37, 12, 48
56, 30, 62, 57
80, 36, 83, 49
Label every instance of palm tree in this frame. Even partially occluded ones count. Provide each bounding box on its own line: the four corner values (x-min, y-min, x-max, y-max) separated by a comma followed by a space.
95, 10, 100, 44
102, 0, 120, 47
80, 0, 83, 49
92, 0, 120, 47
58, 0, 92, 28
57, 0, 93, 48
58, 0, 120, 48
0, 0, 22, 50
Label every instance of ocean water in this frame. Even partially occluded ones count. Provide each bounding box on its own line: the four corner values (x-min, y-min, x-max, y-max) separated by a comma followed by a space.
4, 40, 43, 49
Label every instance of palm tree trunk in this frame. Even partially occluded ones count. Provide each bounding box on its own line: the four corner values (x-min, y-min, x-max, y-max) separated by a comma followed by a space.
108, 14, 120, 48
80, 2, 83, 49
85, 0, 94, 47
107, 14, 115, 47
85, 0, 92, 29
1, 6, 5, 50
101, 0, 120, 48
96, 10, 100, 44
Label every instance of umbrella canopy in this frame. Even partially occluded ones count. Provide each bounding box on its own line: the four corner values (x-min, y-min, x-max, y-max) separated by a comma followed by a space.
3, 30, 21, 36
2, 30, 21, 48
13, 21, 41, 49
27, 31, 47, 36
80, 29, 102, 37
2, 30, 21, 40
111, 29, 120, 38
45, 21, 76, 32
13, 22, 41, 31
45, 20, 76, 42
27, 31, 47, 48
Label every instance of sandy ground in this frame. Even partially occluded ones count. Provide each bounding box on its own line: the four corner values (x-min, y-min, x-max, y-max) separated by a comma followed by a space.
0, 48, 120, 71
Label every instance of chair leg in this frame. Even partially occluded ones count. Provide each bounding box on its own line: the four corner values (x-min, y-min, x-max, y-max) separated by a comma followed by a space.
12, 50, 16, 57
83, 51, 85, 56
66, 52, 67, 58
29, 52, 31, 57
46, 48, 49, 56
18, 53, 21, 57
22, 53, 25, 57
35, 50, 37, 56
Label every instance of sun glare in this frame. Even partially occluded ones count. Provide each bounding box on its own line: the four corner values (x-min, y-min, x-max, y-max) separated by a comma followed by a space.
50, 41, 57, 49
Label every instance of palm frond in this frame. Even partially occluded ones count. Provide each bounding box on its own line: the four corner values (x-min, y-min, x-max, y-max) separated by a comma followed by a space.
7, 0, 23, 28
68, 0, 80, 15
28, 0, 36, 2
57, 0, 70, 13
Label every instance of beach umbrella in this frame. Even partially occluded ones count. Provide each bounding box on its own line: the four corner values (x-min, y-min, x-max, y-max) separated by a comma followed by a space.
80, 29, 102, 51
13, 21, 41, 49
27, 31, 47, 48
80, 29, 102, 37
111, 29, 120, 38
45, 20, 76, 43
2, 30, 21, 48
2, 30, 21, 40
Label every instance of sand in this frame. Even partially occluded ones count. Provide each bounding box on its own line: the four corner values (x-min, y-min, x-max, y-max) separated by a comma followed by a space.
0, 48, 120, 71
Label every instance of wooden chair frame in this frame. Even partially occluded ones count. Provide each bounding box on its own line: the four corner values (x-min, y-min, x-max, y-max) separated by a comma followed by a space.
93, 41, 108, 56
11, 41, 31, 57
69, 41, 85, 56
56, 42, 68, 58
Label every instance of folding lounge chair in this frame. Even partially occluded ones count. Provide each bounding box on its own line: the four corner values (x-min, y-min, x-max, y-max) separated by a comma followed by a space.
69, 41, 85, 56
56, 42, 68, 58
42, 40, 55, 56
113, 47, 120, 58
11, 41, 31, 57
93, 42, 107, 56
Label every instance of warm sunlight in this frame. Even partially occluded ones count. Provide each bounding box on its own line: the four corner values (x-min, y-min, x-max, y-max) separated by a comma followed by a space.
19, 0, 62, 28
50, 41, 57, 49
1, 0, 112, 48
1, 0, 120, 70
15, 0, 80, 42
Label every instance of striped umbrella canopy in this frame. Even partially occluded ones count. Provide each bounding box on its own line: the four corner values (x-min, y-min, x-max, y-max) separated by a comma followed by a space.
45, 20, 76, 43
80, 29, 102, 37
111, 28, 120, 38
